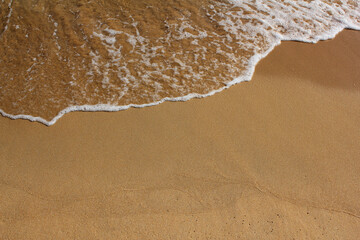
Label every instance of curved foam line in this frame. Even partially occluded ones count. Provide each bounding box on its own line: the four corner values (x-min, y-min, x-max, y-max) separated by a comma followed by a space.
0, 24, 359, 126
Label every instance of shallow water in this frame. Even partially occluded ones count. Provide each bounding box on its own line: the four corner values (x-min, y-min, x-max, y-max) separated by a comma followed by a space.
0, 0, 359, 125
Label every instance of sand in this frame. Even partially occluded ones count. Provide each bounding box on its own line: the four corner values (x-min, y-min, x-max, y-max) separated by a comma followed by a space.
0, 30, 359, 239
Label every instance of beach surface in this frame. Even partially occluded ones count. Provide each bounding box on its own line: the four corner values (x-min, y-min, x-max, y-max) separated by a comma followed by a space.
0, 30, 359, 239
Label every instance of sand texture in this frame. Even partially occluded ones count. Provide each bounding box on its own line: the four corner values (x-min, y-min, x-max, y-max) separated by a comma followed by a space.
0, 30, 360, 239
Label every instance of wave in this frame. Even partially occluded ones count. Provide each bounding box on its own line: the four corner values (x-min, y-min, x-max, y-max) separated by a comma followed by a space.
0, 0, 359, 125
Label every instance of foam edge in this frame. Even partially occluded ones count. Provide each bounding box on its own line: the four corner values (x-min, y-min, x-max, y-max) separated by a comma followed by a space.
1, 25, 359, 126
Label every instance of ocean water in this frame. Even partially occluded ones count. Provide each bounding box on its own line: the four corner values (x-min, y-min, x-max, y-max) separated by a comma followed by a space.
0, 0, 359, 125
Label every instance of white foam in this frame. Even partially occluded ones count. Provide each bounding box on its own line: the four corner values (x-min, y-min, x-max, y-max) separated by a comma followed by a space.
0, 0, 14, 37
1, 0, 359, 125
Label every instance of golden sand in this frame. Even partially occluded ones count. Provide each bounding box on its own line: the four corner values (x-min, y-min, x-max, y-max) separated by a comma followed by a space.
0, 30, 359, 239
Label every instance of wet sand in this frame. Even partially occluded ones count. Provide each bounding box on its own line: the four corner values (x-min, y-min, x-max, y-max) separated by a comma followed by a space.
0, 30, 359, 239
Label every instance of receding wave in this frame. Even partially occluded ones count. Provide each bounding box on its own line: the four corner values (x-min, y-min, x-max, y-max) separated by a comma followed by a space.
0, 0, 359, 125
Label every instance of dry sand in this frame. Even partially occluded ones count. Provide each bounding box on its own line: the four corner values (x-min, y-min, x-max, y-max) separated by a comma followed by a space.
0, 30, 359, 239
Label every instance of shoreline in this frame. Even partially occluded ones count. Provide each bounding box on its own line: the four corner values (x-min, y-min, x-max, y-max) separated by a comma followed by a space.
0, 30, 359, 239
1, 26, 359, 126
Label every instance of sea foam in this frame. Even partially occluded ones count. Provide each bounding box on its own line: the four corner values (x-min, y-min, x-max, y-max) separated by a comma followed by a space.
0, 0, 359, 125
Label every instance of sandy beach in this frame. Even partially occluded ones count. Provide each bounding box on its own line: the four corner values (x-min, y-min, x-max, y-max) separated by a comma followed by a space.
0, 29, 359, 239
